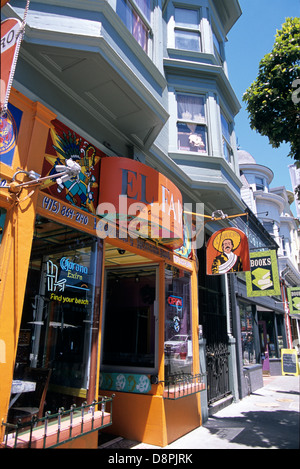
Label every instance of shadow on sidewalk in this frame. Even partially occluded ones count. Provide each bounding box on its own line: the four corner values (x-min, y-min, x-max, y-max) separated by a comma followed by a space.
204, 409, 300, 449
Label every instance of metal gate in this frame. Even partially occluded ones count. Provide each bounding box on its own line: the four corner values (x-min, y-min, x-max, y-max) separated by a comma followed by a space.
203, 314, 231, 404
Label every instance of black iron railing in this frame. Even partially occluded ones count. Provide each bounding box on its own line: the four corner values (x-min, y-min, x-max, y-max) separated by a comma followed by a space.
2, 396, 114, 449
162, 373, 206, 399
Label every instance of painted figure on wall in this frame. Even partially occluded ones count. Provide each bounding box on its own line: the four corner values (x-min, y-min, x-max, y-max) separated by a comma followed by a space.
41, 120, 105, 214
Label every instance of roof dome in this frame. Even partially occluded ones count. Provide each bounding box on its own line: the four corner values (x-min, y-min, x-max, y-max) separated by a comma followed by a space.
237, 149, 256, 164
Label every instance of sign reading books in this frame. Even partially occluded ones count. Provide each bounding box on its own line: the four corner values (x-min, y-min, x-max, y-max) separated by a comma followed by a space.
287, 287, 300, 315
246, 250, 281, 297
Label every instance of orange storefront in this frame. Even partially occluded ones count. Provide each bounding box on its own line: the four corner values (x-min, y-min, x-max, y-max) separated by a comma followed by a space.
0, 90, 204, 448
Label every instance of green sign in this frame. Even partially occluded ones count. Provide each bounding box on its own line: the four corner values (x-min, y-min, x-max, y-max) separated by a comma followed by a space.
246, 250, 281, 297
287, 287, 300, 315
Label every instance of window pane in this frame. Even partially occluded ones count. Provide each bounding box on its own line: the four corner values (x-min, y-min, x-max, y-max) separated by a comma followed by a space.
177, 122, 206, 152
117, 0, 148, 52
175, 8, 198, 27
165, 267, 192, 381
134, 0, 151, 21
175, 29, 201, 51
240, 303, 257, 365
223, 139, 232, 162
14, 220, 97, 390
221, 113, 230, 143
255, 177, 264, 191
177, 94, 205, 122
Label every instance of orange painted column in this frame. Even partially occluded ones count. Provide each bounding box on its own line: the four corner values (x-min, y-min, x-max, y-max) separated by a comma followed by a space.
0, 89, 56, 441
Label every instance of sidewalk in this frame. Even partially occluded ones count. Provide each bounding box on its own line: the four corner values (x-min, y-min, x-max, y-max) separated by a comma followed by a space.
100, 375, 299, 450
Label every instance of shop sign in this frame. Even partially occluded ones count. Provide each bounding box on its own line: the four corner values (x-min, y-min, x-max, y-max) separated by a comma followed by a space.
0, 102, 23, 167
245, 250, 281, 297
287, 287, 300, 315
100, 372, 151, 394
41, 119, 104, 214
206, 227, 250, 275
97, 157, 184, 249
1, 18, 22, 112
167, 295, 183, 307
281, 349, 299, 376
37, 192, 98, 235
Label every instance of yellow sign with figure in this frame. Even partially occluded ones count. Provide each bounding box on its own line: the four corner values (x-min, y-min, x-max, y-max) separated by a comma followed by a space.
281, 349, 299, 376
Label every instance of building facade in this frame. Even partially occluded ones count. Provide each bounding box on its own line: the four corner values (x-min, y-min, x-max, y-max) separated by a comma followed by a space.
3, 0, 297, 448
237, 149, 300, 390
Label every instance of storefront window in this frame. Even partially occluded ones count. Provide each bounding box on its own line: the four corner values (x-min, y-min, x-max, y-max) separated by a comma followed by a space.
102, 266, 158, 371
240, 303, 256, 365
14, 218, 98, 394
258, 311, 278, 358
164, 266, 192, 381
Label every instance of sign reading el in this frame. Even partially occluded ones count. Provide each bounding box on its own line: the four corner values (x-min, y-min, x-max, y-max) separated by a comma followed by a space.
97, 157, 184, 249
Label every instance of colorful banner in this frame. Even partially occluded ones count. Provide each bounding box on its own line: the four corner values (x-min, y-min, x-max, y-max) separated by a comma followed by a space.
1, 18, 22, 112
0, 102, 23, 167
206, 227, 250, 275
246, 250, 281, 297
41, 119, 105, 214
287, 287, 300, 315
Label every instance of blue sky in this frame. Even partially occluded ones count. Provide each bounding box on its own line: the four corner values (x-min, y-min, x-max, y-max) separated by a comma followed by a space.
226, 0, 299, 203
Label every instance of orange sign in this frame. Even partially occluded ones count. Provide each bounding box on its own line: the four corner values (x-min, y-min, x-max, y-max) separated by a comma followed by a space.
206, 227, 250, 275
97, 157, 184, 249
1, 18, 22, 111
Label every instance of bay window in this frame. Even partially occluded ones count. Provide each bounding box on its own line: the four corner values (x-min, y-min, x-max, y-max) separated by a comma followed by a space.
177, 93, 207, 153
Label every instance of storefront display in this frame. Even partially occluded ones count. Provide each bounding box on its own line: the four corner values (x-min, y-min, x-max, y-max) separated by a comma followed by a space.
13, 218, 100, 405
0, 90, 202, 448
165, 266, 193, 379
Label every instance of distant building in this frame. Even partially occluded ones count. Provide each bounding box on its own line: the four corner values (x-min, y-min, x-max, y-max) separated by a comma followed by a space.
238, 149, 300, 357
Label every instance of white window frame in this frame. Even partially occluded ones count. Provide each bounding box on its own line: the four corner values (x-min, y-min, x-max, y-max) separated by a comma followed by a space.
174, 6, 202, 52
221, 112, 233, 163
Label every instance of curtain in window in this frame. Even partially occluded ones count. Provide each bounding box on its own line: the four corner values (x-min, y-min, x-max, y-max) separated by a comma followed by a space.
117, 0, 148, 52
177, 94, 205, 122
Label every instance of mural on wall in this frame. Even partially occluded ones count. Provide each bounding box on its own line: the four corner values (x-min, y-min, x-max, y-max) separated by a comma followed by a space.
206, 227, 250, 275
41, 119, 105, 214
0, 102, 22, 167
100, 372, 151, 394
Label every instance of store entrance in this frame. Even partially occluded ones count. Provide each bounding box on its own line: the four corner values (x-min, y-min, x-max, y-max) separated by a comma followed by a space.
258, 320, 270, 373
101, 265, 158, 372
